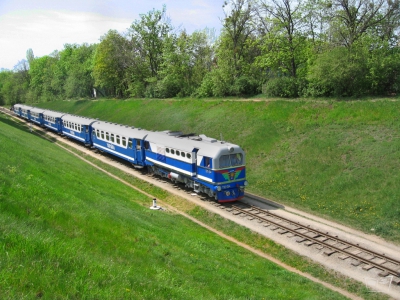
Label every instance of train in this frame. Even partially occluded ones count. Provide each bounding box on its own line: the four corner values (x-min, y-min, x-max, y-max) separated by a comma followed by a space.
12, 104, 248, 202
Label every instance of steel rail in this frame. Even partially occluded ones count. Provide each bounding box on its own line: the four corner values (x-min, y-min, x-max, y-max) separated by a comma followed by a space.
231, 204, 400, 278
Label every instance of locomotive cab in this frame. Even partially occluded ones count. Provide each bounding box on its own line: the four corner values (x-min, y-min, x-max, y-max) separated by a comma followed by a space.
195, 141, 247, 202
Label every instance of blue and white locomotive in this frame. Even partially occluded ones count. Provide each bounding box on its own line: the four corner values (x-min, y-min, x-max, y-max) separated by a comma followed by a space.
12, 105, 247, 202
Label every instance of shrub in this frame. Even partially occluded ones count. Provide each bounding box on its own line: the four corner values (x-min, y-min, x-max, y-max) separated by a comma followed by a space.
231, 76, 260, 96
264, 77, 298, 98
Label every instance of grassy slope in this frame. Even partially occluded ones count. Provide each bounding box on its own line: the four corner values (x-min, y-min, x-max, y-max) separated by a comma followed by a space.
37, 98, 400, 243
0, 114, 348, 299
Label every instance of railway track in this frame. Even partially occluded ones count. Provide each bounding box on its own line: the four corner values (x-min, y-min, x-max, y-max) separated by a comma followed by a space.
209, 198, 400, 286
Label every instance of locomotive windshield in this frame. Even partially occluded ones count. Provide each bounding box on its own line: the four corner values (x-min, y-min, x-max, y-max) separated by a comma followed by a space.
219, 153, 243, 168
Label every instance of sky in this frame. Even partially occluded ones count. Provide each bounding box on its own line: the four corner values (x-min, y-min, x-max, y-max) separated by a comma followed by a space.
0, 0, 224, 70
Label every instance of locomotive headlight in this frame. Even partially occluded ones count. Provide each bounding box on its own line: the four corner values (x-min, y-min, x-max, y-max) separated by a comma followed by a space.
244, 181, 248, 186
216, 186, 221, 191
225, 191, 231, 196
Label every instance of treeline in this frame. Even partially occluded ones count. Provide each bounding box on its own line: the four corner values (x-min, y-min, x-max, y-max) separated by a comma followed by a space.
1, 0, 400, 105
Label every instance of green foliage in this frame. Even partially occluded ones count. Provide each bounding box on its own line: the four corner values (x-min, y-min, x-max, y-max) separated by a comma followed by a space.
0, 70, 30, 105
231, 75, 260, 96
366, 42, 400, 95
62, 44, 96, 98
264, 77, 299, 98
305, 47, 369, 97
93, 30, 131, 97
129, 5, 171, 79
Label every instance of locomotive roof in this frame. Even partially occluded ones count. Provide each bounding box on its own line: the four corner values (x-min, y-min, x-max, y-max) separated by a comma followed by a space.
43, 110, 66, 118
145, 131, 244, 157
62, 114, 97, 125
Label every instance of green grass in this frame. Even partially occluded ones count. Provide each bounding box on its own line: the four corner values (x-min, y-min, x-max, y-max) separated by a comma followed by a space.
36, 98, 400, 243
0, 113, 354, 299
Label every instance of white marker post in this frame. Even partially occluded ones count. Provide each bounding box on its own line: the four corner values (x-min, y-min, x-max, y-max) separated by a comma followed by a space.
150, 198, 162, 210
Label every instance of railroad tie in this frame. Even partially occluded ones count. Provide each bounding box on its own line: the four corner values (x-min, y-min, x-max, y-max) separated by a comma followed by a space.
378, 271, 390, 277
296, 238, 307, 243
362, 265, 374, 271
323, 249, 337, 256
304, 240, 317, 246
351, 260, 362, 266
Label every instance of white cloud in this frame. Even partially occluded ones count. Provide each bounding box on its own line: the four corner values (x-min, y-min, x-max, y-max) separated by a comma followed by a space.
0, 0, 224, 70
0, 10, 131, 69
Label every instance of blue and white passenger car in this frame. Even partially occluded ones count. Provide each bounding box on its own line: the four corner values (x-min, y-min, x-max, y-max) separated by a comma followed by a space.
13, 104, 23, 117
61, 114, 97, 146
91, 121, 148, 167
19, 105, 32, 120
29, 107, 45, 126
43, 110, 65, 133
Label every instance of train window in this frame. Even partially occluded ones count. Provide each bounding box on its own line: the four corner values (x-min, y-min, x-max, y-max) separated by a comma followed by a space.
116, 135, 120, 144
219, 155, 230, 168
122, 137, 126, 147
166, 148, 170, 153
144, 141, 150, 150
181, 152, 185, 157
136, 140, 141, 150
111, 134, 115, 142
106, 132, 110, 141
128, 139, 133, 149
186, 153, 191, 159
171, 149, 175, 155
204, 157, 211, 168
101, 131, 104, 139
176, 150, 180, 156
230, 153, 243, 166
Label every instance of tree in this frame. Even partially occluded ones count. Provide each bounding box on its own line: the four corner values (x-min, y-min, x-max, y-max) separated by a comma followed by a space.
222, 0, 256, 78
128, 5, 172, 79
330, 0, 400, 48
61, 44, 96, 98
159, 30, 215, 97
92, 30, 132, 97
256, 0, 309, 78
28, 55, 59, 102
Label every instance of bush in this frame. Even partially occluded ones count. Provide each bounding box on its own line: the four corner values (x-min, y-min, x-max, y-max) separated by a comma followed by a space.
231, 76, 260, 96
264, 77, 298, 98
305, 47, 369, 97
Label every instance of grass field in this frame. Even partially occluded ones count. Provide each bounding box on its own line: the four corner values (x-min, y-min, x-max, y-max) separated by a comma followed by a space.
0, 113, 356, 299
36, 98, 400, 243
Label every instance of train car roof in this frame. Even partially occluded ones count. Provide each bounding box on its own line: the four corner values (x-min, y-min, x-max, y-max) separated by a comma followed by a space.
43, 110, 66, 118
30, 107, 45, 113
62, 114, 97, 125
92, 121, 150, 139
18, 104, 34, 110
